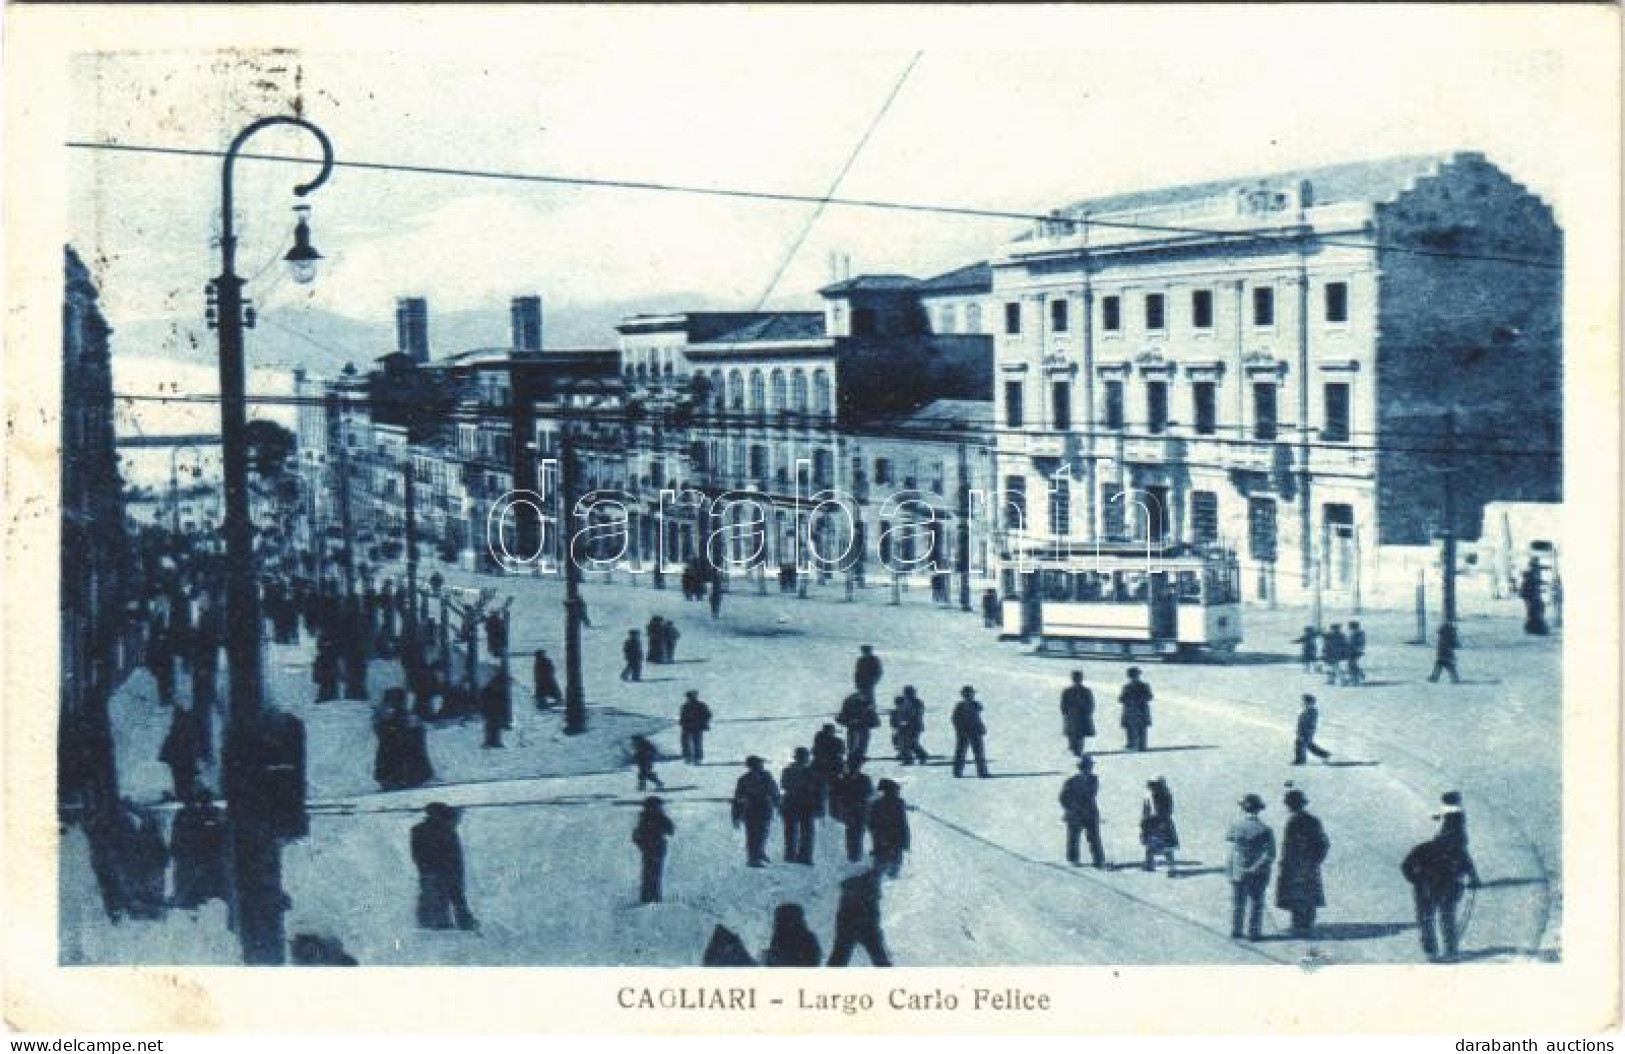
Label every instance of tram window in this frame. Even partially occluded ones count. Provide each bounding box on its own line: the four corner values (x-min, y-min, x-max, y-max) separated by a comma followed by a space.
1043, 570, 1072, 601
1000, 569, 1017, 597
1077, 572, 1104, 601
1118, 570, 1148, 601
1176, 570, 1203, 603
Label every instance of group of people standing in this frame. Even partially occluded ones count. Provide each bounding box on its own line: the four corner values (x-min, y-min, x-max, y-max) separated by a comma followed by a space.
1292, 622, 1369, 686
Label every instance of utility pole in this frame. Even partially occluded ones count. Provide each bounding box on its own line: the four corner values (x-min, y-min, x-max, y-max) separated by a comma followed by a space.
337, 418, 356, 599
404, 457, 418, 644
957, 440, 972, 612
1441, 409, 1459, 625
561, 416, 588, 734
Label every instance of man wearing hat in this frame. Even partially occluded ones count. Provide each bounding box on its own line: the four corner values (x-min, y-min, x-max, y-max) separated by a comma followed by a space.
1060, 670, 1096, 757
1276, 788, 1330, 937
951, 686, 990, 778
732, 756, 781, 868
411, 803, 478, 931
678, 690, 712, 765
1226, 794, 1276, 941
1401, 791, 1481, 961
1058, 757, 1105, 868
1292, 694, 1333, 766
868, 779, 911, 878
1119, 667, 1153, 752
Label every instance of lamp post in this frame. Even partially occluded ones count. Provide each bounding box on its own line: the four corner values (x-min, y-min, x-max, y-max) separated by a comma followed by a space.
210, 115, 334, 966
169, 442, 203, 535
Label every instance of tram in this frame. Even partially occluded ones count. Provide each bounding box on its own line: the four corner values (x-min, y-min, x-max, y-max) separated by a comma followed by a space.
998, 541, 1243, 659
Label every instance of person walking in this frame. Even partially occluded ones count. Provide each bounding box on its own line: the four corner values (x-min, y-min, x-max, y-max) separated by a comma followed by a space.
621, 630, 644, 683
810, 724, 846, 818
763, 902, 822, 966
1276, 788, 1330, 937
678, 690, 712, 764
708, 574, 724, 619
480, 672, 509, 749
951, 686, 989, 778
533, 648, 563, 709
827, 866, 892, 967
1291, 625, 1322, 674
411, 803, 478, 931
890, 686, 928, 765
869, 778, 910, 878
1292, 694, 1333, 765
646, 616, 667, 664
981, 588, 1000, 629
1059, 757, 1106, 869
732, 756, 780, 868
1140, 777, 1179, 875
632, 797, 674, 904
1119, 667, 1153, 752
830, 760, 874, 863
853, 645, 883, 698
631, 735, 665, 791
1402, 796, 1481, 962
1060, 670, 1096, 757
1436, 791, 1482, 886
1346, 621, 1368, 685
1429, 621, 1462, 684
1322, 623, 1349, 686
663, 620, 681, 663
837, 689, 880, 766
779, 748, 819, 865
1226, 794, 1276, 941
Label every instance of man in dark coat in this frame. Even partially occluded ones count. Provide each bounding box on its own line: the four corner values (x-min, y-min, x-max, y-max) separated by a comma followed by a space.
810, 724, 846, 818
1322, 623, 1349, 686
732, 756, 780, 867
1060, 670, 1096, 757
1291, 625, 1322, 673
779, 748, 819, 865
410, 803, 478, 930
1436, 791, 1482, 886
890, 687, 928, 765
827, 866, 892, 967
951, 686, 989, 778
1059, 757, 1105, 868
1226, 794, 1275, 941
1119, 667, 1153, 752
158, 705, 205, 801
1346, 622, 1368, 685
1292, 694, 1333, 765
375, 688, 433, 790
312, 630, 341, 703
1519, 558, 1549, 635
764, 902, 822, 966
981, 588, 1000, 629
1403, 794, 1481, 961
1276, 788, 1330, 936
646, 616, 667, 664
830, 760, 874, 863
708, 574, 724, 619
169, 787, 228, 910
146, 614, 176, 706
632, 797, 674, 904
1429, 621, 1462, 684
533, 648, 563, 709
678, 690, 712, 764
621, 630, 644, 682
632, 735, 665, 791
480, 672, 509, 749
869, 778, 910, 878
853, 645, 883, 697
837, 690, 880, 765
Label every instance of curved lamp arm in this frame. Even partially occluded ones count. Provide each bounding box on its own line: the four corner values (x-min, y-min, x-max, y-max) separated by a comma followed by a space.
220, 116, 335, 273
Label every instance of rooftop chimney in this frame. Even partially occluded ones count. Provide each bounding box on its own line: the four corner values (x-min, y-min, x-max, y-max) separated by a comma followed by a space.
510, 295, 543, 351
396, 298, 429, 363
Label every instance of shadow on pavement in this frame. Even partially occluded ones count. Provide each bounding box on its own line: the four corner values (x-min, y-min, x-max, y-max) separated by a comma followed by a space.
1086, 745, 1219, 758
1301, 921, 1414, 941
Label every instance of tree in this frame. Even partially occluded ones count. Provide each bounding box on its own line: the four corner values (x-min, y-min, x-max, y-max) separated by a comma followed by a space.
244, 420, 297, 480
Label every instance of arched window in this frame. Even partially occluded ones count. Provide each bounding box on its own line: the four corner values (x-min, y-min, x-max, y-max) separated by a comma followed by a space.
749, 369, 766, 414
710, 369, 725, 411
635, 362, 647, 381
812, 369, 833, 419
727, 369, 745, 411
769, 369, 787, 413
790, 370, 809, 413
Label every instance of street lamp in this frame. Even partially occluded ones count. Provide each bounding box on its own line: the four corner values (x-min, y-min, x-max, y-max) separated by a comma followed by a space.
211, 116, 334, 966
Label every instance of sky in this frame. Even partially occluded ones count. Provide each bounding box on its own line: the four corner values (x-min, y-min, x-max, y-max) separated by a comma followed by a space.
65, 8, 1595, 361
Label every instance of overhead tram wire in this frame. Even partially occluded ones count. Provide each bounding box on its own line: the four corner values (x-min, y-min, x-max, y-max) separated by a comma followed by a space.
111, 389, 1564, 461
67, 140, 1563, 272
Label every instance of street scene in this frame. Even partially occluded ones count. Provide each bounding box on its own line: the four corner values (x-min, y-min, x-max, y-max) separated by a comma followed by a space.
54, 36, 1574, 973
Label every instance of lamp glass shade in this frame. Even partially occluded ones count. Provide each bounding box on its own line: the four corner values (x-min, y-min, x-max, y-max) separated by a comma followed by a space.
284, 213, 323, 285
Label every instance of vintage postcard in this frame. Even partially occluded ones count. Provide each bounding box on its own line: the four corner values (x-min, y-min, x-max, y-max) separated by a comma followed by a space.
3, 3, 1619, 1036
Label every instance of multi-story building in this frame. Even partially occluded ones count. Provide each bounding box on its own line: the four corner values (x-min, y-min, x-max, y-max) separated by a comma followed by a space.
990, 152, 1561, 604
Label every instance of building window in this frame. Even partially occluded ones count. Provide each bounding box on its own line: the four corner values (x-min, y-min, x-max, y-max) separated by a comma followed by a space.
1253, 382, 1278, 440
1323, 382, 1350, 443
1102, 483, 1125, 538
1004, 380, 1025, 428
1004, 302, 1022, 335
1051, 298, 1069, 333
1253, 286, 1275, 327
1004, 475, 1028, 531
1190, 490, 1220, 544
1193, 381, 1217, 435
1051, 380, 1072, 431
1104, 380, 1125, 430
875, 458, 894, 486
770, 369, 787, 413
1145, 293, 1166, 333
940, 304, 957, 333
812, 370, 833, 419
813, 449, 834, 490
1049, 475, 1071, 537
1325, 281, 1349, 323
728, 370, 745, 411
966, 303, 983, 333
1192, 289, 1214, 330
1102, 295, 1121, 332
1147, 380, 1169, 433
749, 370, 766, 413
790, 370, 808, 413
930, 460, 945, 495
749, 444, 769, 480
1248, 497, 1278, 563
